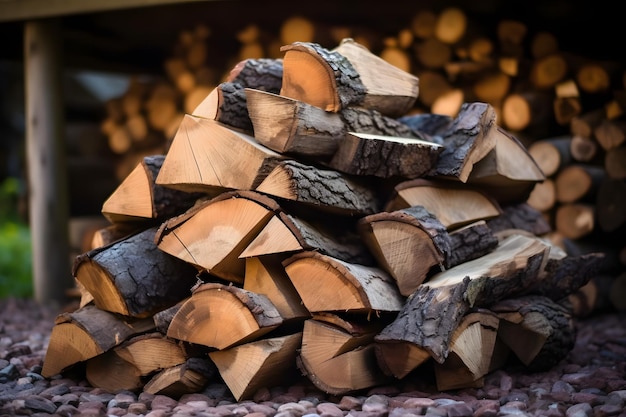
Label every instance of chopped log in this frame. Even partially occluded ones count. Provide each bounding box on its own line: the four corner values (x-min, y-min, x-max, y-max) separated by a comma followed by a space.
554, 203, 595, 240
209, 332, 303, 401
434, 7, 467, 44
241, 211, 374, 266
298, 316, 392, 395
433, 310, 500, 391
467, 126, 546, 203
90, 223, 141, 249
226, 57, 283, 94
333, 38, 419, 117
594, 118, 626, 151
166, 282, 283, 350
85, 349, 143, 392
554, 164, 605, 203
255, 159, 381, 215
415, 38, 452, 69
283, 251, 405, 313
530, 53, 568, 89
154, 190, 281, 283
569, 134, 598, 162
279, 39, 419, 117
279, 40, 366, 113
605, 146, 626, 179
155, 115, 286, 193
326, 132, 443, 179
357, 205, 450, 296
376, 233, 549, 368
427, 102, 498, 183
101, 154, 205, 224
526, 179, 556, 213
491, 295, 576, 372
527, 135, 573, 177
384, 178, 502, 230
357, 207, 497, 297
243, 256, 310, 323
41, 304, 155, 377
245, 89, 344, 157
191, 82, 253, 132
143, 357, 218, 399
73, 227, 199, 318
501, 91, 552, 134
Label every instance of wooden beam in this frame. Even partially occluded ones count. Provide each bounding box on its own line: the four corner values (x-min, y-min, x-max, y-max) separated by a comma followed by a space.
0, 0, 208, 22
25, 18, 73, 304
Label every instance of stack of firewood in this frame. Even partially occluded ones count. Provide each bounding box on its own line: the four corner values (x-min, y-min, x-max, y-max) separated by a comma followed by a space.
44, 38, 608, 401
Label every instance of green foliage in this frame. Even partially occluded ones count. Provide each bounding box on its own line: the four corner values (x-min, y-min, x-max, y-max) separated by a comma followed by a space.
0, 177, 33, 298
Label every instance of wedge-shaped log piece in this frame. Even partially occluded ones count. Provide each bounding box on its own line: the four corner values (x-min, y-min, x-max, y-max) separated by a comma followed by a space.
255, 160, 380, 215
143, 357, 218, 399
41, 305, 155, 378
375, 234, 550, 371
334, 38, 420, 117
245, 88, 344, 157
191, 82, 253, 133
166, 283, 283, 350
359, 209, 499, 297
101, 155, 205, 224
467, 126, 546, 203
244, 256, 311, 323
241, 212, 375, 266
357, 206, 449, 296
283, 251, 404, 313
486, 202, 552, 237
114, 332, 188, 376
428, 102, 498, 183
155, 115, 285, 193
209, 332, 303, 401
492, 295, 576, 372
74, 227, 199, 318
155, 190, 281, 283
85, 349, 143, 392
280, 41, 365, 113
433, 310, 500, 391
298, 315, 392, 395
384, 179, 502, 230
326, 132, 443, 179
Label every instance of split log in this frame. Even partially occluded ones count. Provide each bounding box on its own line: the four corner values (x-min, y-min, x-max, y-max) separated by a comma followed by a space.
155, 190, 281, 283
209, 332, 303, 401
73, 227, 199, 318
527, 135, 574, 177
357, 206, 498, 296
243, 256, 310, 323
101, 154, 205, 224
41, 304, 155, 377
384, 178, 502, 230
283, 251, 405, 313
155, 115, 286, 193
326, 131, 443, 179
485, 202, 552, 237
433, 310, 500, 390
554, 164, 605, 203
191, 82, 254, 133
85, 332, 188, 392
427, 102, 498, 183
297, 314, 392, 395
143, 357, 218, 399
255, 159, 381, 216
492, 295, 576, 372
241, 211, 374, 266
166, 282, 283, 350
467, 126, 546, 203
280, 38, 419, 117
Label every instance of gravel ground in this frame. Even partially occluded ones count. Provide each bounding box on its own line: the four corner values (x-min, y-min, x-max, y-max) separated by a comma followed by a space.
1, 297, 625, 417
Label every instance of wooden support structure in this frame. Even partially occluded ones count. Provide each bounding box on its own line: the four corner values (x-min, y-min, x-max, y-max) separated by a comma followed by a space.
24, 18, 73, 304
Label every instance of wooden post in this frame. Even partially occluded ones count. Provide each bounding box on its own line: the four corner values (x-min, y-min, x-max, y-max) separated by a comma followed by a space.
24, 18, 73, 304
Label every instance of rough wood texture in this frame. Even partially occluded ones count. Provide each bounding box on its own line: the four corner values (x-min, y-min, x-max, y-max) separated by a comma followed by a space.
73, 227, 199, 318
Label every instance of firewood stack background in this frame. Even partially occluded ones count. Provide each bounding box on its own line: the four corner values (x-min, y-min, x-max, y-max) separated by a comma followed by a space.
48, 5, 625, 401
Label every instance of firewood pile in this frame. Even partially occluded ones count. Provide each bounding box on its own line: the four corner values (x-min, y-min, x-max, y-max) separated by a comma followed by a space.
44, 37, 611, 401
